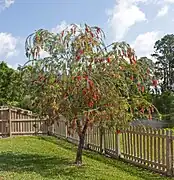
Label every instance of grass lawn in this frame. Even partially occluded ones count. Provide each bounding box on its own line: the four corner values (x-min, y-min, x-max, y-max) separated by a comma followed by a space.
0, 136, 173, 180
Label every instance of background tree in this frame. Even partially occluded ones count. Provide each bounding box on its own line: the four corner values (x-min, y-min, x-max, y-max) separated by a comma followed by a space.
23, 24, 159, 165
152, 34, 174, 92
150, 35, 174, 125
0, 61, 24, 106
152, 91, 174, 125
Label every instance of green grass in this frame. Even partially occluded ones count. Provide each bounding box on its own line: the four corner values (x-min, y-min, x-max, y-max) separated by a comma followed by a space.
0, 136, 173, 180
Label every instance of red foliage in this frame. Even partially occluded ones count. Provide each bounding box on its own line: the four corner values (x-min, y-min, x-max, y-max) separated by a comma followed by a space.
148, 114, 152, 120
107, 57, 111, 63
77, 76, 81, 81
130, 75, 134, 81
152, 79, 158, 87
141, 86, 145, 93
76, 55, 81, 61
88, 79, 94, 87
88, 101, 94, 108
140, 107, 145, 114
116, 130, 121, 134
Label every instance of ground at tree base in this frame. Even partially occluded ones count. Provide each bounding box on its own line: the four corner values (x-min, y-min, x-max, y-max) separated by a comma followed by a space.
0, 136, 173, 180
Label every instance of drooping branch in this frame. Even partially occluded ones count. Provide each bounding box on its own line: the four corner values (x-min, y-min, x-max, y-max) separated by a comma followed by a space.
23, 23, 160, 134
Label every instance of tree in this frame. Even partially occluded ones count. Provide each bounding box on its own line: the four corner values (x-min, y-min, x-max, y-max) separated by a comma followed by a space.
23, 24, 159, 165
152, 91, 174, 125
152, 34, 174, 92
0, 61, 24, 106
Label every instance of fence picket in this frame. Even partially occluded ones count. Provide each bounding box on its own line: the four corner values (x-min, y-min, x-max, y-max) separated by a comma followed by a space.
136, 126, 140, 162
166, 130, 173, 176
139, 126, 143, 163
133, 126, 136, 160
125, 128, 128, 156
157, 129, 161, 170
122, 129, 125, 156
130, 126, 133, 160
150, 128, 153, 167
143, 127, 146, 164
146, 128, 149, 167
154, 129, 157, 169
170, 130, 173, 176
127, 127, 130, 159
113, 130, 115, 151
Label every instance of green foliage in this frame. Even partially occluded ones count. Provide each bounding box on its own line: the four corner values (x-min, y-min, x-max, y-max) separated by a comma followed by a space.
152, 34, 174, 92
0, 61, 24, 106
0, 61, 34, 110
153, 91, 174, 125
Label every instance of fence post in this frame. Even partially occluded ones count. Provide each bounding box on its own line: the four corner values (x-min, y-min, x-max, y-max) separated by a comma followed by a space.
166, 130, 172, 176
171, 130, 174, 176
116, 131, 121, 158
51, 121, 55, 135
65, 122, 68, 138
99, 126, 104, 154
8, 108, 12, 137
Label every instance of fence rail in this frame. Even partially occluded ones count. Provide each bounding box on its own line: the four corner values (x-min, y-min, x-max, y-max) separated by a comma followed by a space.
0, 119, 48, 136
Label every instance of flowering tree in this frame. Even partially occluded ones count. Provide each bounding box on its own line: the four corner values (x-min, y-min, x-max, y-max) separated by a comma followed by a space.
23, 24, 159, 165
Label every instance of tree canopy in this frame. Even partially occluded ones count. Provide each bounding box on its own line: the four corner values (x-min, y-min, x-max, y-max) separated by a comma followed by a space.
0, 61, 24, 106
152, 34, 174, 92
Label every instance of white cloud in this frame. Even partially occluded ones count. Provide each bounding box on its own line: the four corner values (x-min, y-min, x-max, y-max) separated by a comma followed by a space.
156, 5, 169, 17
163, 0, 174, 3
131, 31, 162, 58
0, 0, 14, 11
7, 63, 21, 70
155, 0, 174, 5
51, 21, 68, 34
0, 32, 19, 59
40, 50, 50, 59
4, 0, 14, 8
107, 0, 148, 41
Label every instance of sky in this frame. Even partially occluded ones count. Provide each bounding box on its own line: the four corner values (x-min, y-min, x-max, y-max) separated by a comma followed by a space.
0, 0, 174, 68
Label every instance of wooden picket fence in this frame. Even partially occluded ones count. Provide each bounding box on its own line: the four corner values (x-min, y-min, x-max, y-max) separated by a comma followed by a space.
50, 120, 174, 177
0, 107, 173, 176
121, 127, 174, 176
0, 106, 48, 136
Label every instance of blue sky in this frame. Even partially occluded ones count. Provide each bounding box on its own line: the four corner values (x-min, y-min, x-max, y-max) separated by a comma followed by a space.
0, 0, 174, 68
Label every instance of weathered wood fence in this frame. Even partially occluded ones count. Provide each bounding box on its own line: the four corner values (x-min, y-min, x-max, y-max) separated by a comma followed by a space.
50, 120, 174, 177
0, 106, 48, 136
0, 107, 173, 176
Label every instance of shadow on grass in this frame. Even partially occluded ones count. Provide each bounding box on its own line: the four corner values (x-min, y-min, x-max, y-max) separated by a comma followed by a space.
0, 152, 86, 179
37, 136, 168, 180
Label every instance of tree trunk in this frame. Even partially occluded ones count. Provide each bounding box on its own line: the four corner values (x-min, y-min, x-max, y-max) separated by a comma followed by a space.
75, 133, 85, 165
75, 117, 89, 165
